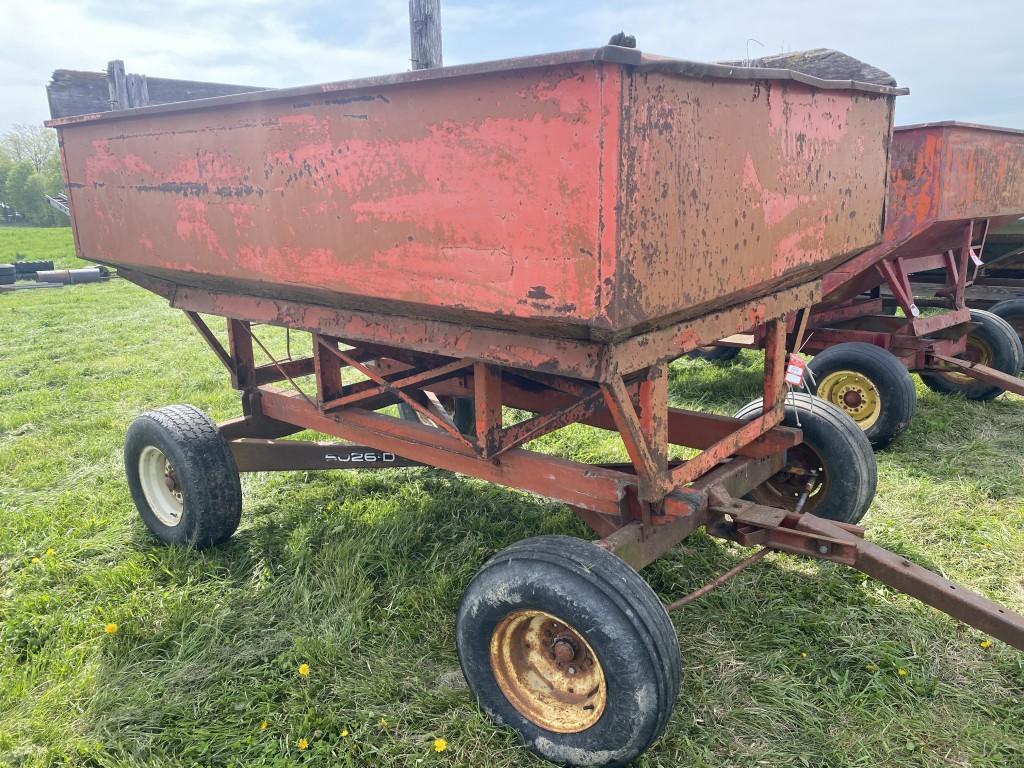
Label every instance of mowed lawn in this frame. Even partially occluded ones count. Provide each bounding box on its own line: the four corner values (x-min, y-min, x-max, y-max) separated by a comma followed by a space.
1, 225, 1022, 768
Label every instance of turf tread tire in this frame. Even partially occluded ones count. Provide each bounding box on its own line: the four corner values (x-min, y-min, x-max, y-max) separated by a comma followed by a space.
807, 342, 916, 449
457, 535, 680, 767
686, 345, 741, 363
919, 309, 1024, 400
124, 405, 242, 547
989, 299, 1024, 361
735, 393, 877, 524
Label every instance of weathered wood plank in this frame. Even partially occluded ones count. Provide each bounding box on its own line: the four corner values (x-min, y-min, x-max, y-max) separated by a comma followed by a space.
47, 67, 265, 119
720, 48, 897, 86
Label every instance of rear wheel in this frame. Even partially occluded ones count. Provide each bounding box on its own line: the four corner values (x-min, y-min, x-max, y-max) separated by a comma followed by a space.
735, 393, 877, 524
919, 309, 1023, 400
686, 345, 741, 363
989, 298, 1024, 360
807, 342, 916, 449
457, 535, 679, 767
124, 405, 241, 547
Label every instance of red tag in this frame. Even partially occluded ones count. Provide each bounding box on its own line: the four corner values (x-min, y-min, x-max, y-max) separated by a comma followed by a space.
785, 354, 806, 386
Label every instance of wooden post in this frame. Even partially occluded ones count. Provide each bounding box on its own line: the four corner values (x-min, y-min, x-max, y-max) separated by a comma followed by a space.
125, 73, 150, 108
106, 60, 128, 110
409, 0, 443, 70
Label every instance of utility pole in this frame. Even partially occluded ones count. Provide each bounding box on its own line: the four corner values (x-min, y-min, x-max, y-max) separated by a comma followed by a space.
409, 0, 443, 70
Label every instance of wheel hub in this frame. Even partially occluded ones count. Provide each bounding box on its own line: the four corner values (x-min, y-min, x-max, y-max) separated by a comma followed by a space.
817, 369, 881, 429
490, 610, 606, 733
138, 446, 184, 526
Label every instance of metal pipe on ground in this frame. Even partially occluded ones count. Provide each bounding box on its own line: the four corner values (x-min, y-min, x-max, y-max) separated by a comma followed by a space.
36, 267, 109, 284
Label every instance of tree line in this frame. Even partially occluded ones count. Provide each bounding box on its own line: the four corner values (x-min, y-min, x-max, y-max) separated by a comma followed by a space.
0, 124, 69, 227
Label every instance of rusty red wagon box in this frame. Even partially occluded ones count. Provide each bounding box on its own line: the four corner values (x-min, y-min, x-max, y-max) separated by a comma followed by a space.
46, 47, 1023, 768
55, 48, 895, 339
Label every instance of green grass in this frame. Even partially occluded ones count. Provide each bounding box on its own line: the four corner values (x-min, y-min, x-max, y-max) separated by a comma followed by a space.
1, 226, 1022, 767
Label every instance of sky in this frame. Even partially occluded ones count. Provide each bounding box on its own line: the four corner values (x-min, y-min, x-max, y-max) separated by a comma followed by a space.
2, 0, 1022, 133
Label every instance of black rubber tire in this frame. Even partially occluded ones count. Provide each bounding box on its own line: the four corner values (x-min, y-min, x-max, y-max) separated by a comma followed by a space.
14, 260, 54, 275
735, 393, 877, 524
919, 309, 1024, 400
989, 299, 1024, 362
398, 396, 475, 435
807, 342, 916, 449
0, 264, 14, 286
686, 345, 741, 363
124, 405, 242, 547
456, 535, 680, 768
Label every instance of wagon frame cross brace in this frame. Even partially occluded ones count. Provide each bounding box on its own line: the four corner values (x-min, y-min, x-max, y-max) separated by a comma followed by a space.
176, 299, 1024, 650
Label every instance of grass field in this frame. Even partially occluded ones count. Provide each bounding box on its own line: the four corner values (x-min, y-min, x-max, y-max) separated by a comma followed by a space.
1, 226, 1022, 767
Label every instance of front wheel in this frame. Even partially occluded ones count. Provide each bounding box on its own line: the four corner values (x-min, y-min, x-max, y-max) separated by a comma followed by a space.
919, 309, 1023, 400
735, 393, 877, 524
457, 535, 679, 767
807, 342, 916, 449
124, 405, 242, 547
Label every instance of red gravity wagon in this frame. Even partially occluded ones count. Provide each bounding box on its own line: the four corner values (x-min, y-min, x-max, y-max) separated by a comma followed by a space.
694, 121, 1024, 449
48, 46, 1024, 766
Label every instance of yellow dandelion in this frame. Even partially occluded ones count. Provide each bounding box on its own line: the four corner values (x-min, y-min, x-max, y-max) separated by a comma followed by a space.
433, 738, 448, 753
341, 728, 349, 737
259, 720, 268, 731
379, 717, 388, 727
297, 663, 310, 677
31, 557, 41, 564
897, 668, 908, 677
980, 640, 992, 649
800, 651, 808, 659
104, 622, 118, 634
46, 547, 55, 557
297, 737, 309, 750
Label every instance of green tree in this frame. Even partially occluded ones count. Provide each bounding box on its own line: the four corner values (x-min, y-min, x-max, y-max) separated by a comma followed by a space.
0, 124, 58, 172
4, 160, 63, 226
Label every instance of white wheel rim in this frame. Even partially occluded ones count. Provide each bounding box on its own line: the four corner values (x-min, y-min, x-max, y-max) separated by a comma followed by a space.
138, 446, 184, 527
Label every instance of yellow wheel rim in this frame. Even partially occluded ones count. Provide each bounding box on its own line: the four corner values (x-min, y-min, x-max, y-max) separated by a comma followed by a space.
817, 369, 882, 429
490, 609, 607, 733
941, 335, 995, 385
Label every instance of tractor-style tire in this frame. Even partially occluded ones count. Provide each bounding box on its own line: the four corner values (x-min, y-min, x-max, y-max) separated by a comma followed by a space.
686, 345, 741, 363
735, 393, 877, 524
457, 535, 680, 768
807, 342, 916, 449
919, 309, 1024, 400
124, 405, 242, 547
0, 264, 14, 285
989, 298, 1024, 360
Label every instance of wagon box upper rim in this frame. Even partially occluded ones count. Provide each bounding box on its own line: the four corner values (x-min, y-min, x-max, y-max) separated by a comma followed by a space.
895, 120, 1024, 135
44, 44, 906, 129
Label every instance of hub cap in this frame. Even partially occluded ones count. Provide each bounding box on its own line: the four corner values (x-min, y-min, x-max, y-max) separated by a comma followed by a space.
138, 446, 184, 526
817, 370, 881, 429
490, 609, 606, 733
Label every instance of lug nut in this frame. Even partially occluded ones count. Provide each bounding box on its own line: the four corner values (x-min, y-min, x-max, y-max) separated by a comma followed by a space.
552, 638, 577, 664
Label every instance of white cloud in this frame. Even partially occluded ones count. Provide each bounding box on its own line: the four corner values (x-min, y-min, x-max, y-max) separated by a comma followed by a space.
0, 0, 410, 129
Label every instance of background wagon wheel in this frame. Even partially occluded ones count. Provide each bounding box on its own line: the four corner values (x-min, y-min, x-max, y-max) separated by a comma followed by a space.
807, 342, 917, 449
457, 535, 679, 768
735, 393, 877, 524
124, 405, 241, 547
397, 396, 475, 435
686, 344, 740, 363
919, 309, 1024, 400
989, 298, 1024, 359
